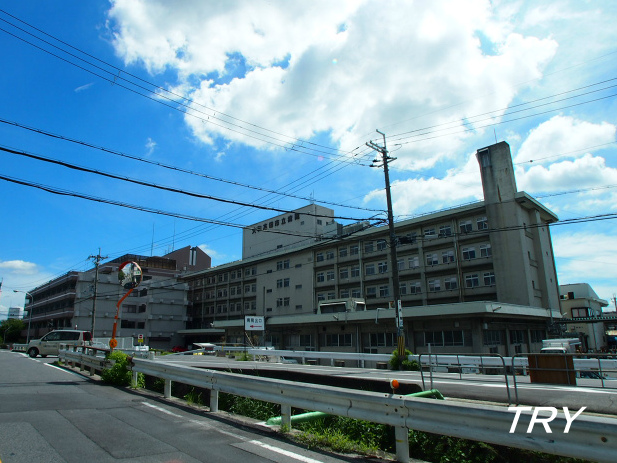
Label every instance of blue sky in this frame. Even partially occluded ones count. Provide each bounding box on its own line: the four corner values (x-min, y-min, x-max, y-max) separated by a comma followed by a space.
1, 0, 617, 316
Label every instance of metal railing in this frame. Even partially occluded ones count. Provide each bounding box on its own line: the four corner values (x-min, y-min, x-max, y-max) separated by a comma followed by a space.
60, 346, 112, 376
55, 348, 617, 462
418, 353, 513, 404
128, 356, 617, 463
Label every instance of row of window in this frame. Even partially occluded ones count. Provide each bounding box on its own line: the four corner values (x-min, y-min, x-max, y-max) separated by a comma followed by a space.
304, 328, 545, 349
318, 245, 493, 283
317, 273, 496, 301
318, 218, 489, 262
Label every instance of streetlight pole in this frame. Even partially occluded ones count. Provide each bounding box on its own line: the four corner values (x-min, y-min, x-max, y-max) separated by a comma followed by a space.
14, 290, 34, 343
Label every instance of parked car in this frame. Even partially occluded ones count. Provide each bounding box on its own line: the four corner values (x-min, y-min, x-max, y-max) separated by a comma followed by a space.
27, 330, 92, 358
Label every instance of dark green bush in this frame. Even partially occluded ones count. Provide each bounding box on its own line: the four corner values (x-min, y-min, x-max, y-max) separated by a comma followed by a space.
389, 349, 420, 371
101, 351, 133, 386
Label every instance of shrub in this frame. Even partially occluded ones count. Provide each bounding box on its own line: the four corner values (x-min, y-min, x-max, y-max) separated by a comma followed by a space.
389, 349, 420, 371
101, 351, 133, 386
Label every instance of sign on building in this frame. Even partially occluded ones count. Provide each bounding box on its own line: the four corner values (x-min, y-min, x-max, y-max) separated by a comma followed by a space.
245, 316, 265, 331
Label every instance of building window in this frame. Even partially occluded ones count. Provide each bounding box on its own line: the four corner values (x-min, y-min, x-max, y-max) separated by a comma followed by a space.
324, 333, 352, 347
365, 264, 376, 276
442, 250, 455, 264
483, 330, 502, 346
484, 272, 496, 286
364, 241, 374, 253
462, 247, 476, 260
370, 332, 396, 347
460, 220, 473, 233
510, 330, 525, 344
326, 270, 335, 281
424, 227, 436, 237
530, 330, 546, 343
350, 244, 359, 255
378, 262, 388, 274
379, 285, 390, 297
327, 292, 336, 300
277, 278, 290, 288
572, 308, 590, 318
366, 287, 377, 298
351, 265, 360, 277
276, 260, 290, 270
426, 253, 438, 266
340, 289, 350, 298
465, 274, 479, 288
410, 282, 422, 294
326, 250, 334, 260
316, 253, 324, 262
428, 279, 441, 292
316, 272, 325, 283
399, 282, 407, 295
480, 244, 492, 258
339, 267, 349, 279
339, 247, 348, 257
317, 293, 326, 302
377, 239, 387, 251
477, 216, 488, 230
444, 277, 457, 290
439, 225, 452, 237
408, 256, 419, 269
397, 259, 405, 271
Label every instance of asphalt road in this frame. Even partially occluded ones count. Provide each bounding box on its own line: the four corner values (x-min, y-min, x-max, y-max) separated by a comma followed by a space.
0, 350, 384, 463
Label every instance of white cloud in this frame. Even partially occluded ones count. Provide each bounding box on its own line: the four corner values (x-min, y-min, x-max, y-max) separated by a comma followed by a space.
518, 154, 617, 193
198, 244, 224, 263
365, 153, 483, 216
0, 260, 38, 275
145, 137, 156, 156
0, 260, 53, 317
552, 231, 617, 303
74, 82, 94, 92
107, 0, 558, 169
514, 115, 616, 165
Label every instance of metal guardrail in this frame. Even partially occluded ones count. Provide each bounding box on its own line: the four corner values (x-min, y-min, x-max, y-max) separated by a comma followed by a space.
130, 357, 617, 463
59, 346, 111, 376
11, 343, 27, 352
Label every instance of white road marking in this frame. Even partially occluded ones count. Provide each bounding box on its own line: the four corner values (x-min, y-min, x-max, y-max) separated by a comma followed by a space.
247, 440, 326, 463
141, 401, 184, 418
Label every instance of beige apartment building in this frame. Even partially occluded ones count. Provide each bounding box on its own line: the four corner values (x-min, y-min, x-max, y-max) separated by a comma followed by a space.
180, 141, 563, 356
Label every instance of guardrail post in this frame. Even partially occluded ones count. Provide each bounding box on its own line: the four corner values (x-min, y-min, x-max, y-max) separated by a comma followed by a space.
281, 404, 292, 429
394, 426, 409, 462
132, 371, 138, 384
210, 390, 219, 412
164, 379, 172, 399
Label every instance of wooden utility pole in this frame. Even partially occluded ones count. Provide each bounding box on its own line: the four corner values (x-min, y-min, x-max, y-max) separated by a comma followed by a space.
367, 130, 405, 357
88, 248, 107, 336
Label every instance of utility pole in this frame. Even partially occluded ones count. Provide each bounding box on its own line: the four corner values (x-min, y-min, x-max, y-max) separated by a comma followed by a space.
88, 248, 107, 337
367, 130, 405, 358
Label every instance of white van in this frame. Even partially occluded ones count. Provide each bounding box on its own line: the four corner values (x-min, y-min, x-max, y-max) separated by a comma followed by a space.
27, 330, 92, 358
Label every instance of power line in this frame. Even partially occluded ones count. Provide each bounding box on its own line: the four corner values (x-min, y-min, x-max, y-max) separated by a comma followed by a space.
0, 144, 374, 222
0, 117, 382, 214
0, 174, 381, 239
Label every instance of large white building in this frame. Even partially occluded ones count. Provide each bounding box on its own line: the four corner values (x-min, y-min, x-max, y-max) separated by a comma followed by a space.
180, 141, 563, 356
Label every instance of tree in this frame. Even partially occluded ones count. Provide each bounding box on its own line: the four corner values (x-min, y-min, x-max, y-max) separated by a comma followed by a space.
1, 318, 25, 344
